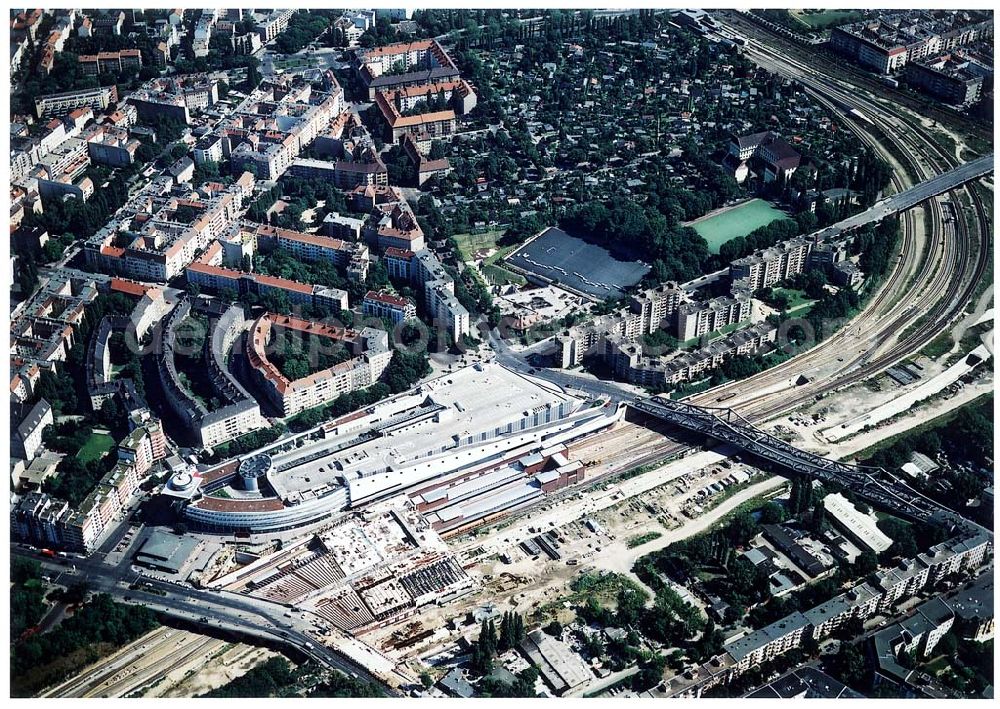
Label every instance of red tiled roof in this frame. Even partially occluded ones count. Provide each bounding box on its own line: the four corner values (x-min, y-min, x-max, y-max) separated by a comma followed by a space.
110, 278, 149, 297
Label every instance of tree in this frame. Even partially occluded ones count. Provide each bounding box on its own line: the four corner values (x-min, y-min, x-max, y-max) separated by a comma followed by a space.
829, 643, 869, 691
810, 501, 827, 533
759, 501, 787, 525
632, 653, 667, 692
245, 58, 263, 90
854, 551, 878, 576
470, 618, 497, 675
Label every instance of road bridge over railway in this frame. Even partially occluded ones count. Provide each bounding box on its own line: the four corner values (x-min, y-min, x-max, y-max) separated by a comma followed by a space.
632, 397, 942, 523
813, 153, 994, 241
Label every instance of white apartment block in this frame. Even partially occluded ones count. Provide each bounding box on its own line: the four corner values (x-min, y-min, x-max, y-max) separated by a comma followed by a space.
676, 295, 751, 341
257, 9, 294, 43
729, 238, 812, 292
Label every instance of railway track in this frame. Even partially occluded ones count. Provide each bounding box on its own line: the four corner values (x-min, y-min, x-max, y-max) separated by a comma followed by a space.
721, 10, 993, 147
43, 628, 224, 699
462, 16, 990, 543
691, 24, 991, 419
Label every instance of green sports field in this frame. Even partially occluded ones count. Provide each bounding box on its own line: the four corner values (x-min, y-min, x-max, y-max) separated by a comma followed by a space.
690, 199, 790, 254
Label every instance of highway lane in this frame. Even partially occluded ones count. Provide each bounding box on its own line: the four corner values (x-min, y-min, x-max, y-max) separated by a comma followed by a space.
12, 548, 401, 696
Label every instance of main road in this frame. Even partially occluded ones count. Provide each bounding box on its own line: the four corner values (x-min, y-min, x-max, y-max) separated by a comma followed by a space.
13, 548, 402, 696
815, 153, 993, 239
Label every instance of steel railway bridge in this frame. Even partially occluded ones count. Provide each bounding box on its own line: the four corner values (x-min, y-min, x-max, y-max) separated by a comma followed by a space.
632, 397, 945, 523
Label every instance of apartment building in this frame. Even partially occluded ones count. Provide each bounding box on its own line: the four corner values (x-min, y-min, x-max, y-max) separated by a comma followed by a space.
365, 202, 426, 252
288, 155, 388, 189
246, 314, 392, 417
384, 247, 417, 281
78, 49, 142, 76
730, 237, 813, 293
629, 282, 684, 335
363, 290, 417, 325
257, 9, 294, 43
129, 408, 168, 461
831, 13, 993, 74
11, 272, 98, 371
656, 322, 777, 386
156, 299, 268, 448
676, 294, 751, 341
597, 321, 776, 389
401, 133, 452, 186
118, 427, 154, 476
34, 85, 119, 118
409, 249, 471, 343
216, 79, 343, 182
84, 173, 256, 282
667, 529, 992, 696
185, 260, 341, 309
128, 75, 220, 124
11, 399, 54, 463
253, 223, 370, 278
193, 134, 225, 165
10, 413, 166, 552
83, 124, 140, 166
727, 613, 812, 674
802, 582, 882, 641
374, 89, 457, 144
905, 53, 985, 105
356, 39, 462, 99
322, 212, 366, 241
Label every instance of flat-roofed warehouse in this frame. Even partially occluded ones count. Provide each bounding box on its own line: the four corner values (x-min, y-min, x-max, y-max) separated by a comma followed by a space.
519, 629, 593, 695
824, 492, 893, 553
134, 530, 203, 574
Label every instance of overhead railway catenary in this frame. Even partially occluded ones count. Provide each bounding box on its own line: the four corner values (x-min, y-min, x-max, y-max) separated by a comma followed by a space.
689, 16, 993, 421
632, 397, 941, 523
475, 14, 992, 539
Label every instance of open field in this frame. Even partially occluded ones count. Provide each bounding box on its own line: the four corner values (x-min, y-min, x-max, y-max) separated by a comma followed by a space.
454, 230, 526, 286
688, 199, 789, 253
453, 230, 506, 259
789, 9, 864, 29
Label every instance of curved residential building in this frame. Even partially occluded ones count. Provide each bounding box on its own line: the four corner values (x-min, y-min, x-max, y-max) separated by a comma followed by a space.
155, 298, 266, 448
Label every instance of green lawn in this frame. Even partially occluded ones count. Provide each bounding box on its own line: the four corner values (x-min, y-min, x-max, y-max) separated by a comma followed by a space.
453, 230, 506, 261
79, 433, 115, 464
689, 199, 790, 254
789, 9, 864, 29
481, 263, 525, 286
772, 288, 814, 310
456, 230, 527, 285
